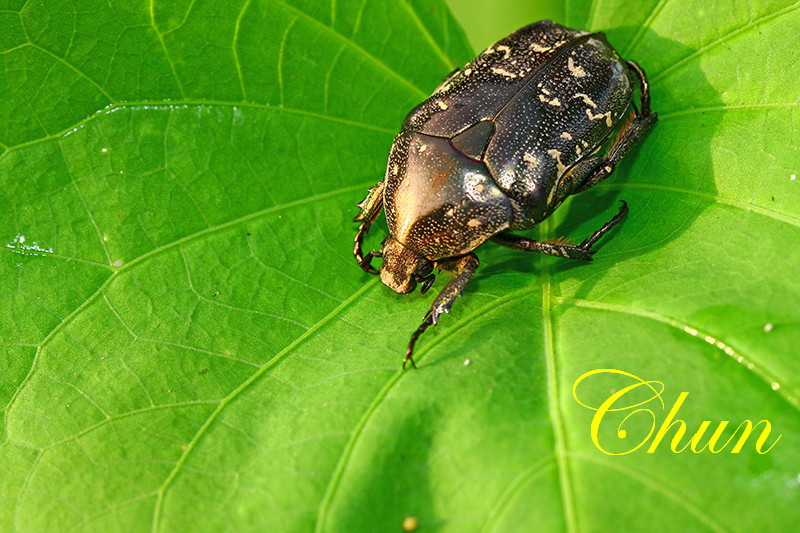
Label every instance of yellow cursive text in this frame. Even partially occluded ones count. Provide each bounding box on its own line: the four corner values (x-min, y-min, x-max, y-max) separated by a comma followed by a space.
572, 369, 781, 455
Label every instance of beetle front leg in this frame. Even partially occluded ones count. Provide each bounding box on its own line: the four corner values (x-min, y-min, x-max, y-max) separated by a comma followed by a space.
491, 201, 628, 260
353, 180, 386, 274
405, 253, 479, 369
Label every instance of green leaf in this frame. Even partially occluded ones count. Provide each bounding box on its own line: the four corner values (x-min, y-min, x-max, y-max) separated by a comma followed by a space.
1, 0, 798, 532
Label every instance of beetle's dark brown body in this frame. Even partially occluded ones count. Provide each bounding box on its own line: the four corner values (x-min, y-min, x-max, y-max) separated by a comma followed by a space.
353, 21, 657, 367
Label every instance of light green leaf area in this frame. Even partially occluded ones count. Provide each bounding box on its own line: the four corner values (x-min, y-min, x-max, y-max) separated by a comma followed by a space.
1, 0, 798, 531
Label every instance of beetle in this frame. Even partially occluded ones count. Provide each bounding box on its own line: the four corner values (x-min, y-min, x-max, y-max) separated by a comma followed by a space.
353, 20, 657, 368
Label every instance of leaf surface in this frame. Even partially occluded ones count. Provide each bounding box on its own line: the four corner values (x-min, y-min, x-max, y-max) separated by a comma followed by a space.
1, 0, 798, 531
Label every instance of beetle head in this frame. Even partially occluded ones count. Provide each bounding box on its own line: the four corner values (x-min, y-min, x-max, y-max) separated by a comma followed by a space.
380, 236, 435, 294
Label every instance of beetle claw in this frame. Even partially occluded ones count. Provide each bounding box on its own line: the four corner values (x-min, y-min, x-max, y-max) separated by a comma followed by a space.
568, 246, 594, 261
402, 353, 418, 370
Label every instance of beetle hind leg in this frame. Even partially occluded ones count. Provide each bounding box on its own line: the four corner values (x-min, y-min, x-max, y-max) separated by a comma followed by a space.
566, 62, 657, 196
491, 201, 628, 260
405, 253, 480, 369
353, 181, 386, 274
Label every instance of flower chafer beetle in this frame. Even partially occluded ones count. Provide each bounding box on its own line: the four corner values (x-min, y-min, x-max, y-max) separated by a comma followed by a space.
353, 21, 657, 368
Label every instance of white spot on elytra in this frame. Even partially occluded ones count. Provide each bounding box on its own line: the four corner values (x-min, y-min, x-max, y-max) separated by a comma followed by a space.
574, 93, 598, 108
419, 144, 428, 153
542, 88, 551, 95
568, 57, 587, 77
547, 149, 566, 174
523, 153, 539, 169
498, 168, 516, 189
586, 108, 613, 127
437, 101, 449, 110
530, 42, 552, 52
539, 94, 561, 106
467, 218, 482, 227
560, 132, 572, 140
496, 44, 512, 58
492, 67, 518, 79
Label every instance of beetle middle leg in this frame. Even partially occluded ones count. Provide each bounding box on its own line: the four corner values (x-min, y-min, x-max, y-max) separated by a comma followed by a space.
405, 253, 480, 369
353, 181, 386, 274
490, 201, 628, 260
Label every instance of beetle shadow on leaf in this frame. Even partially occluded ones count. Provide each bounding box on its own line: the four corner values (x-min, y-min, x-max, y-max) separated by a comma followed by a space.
324, 406, 442, 531
511, 29, 721, 295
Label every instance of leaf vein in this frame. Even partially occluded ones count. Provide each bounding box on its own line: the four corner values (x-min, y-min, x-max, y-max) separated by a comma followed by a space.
38, 401, 221, 451
150, 277, 380, 532
270, 0, 427, 98
658, 102, 800, 120
120, 182, 375, 273
0, 101, 394, 160
560, 297, 799, 410
652, 1, 800, 83
315, 282, 552, 531
597, 182, 800, 228
480, 456, 556, 533
542, 219, 578, 533
149, 0, 187, 98
233, 0, 252, 100
398, 0, 456, 70
277, 17, 298, 107
623, 0, 672, 56
568, 452, 728, 533
180, 247, 315, 329
28, 43, 114, 102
